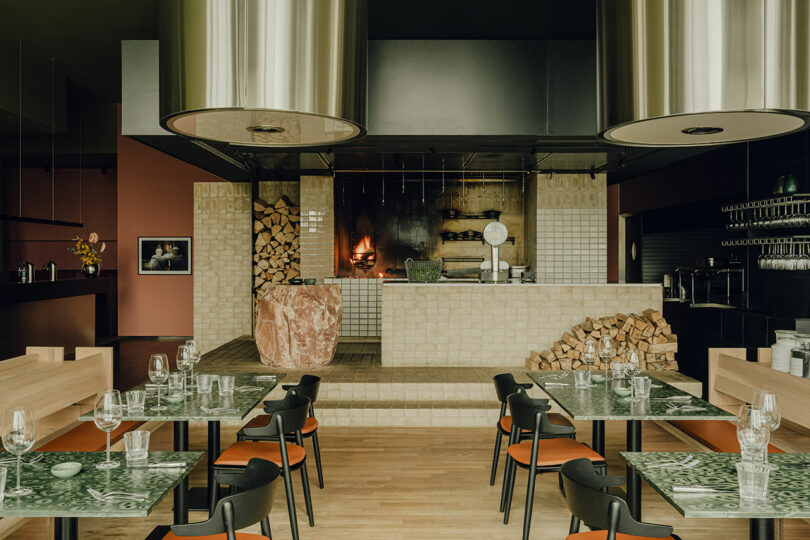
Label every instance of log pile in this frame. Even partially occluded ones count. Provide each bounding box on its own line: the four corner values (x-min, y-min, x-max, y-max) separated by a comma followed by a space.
253, 196, 300, 306
525, 309, 679, 372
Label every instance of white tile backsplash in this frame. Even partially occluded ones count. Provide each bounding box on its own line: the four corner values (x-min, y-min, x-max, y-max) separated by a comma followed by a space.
324, 277, 382, 337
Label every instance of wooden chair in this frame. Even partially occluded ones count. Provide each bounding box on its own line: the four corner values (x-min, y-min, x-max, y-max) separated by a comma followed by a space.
502, 390, 607, 540
238, 375, 324, 488
490, 373, 574, 485
212, 394, 314, 540
147, 458, 280, 540
560, 458, 681, 540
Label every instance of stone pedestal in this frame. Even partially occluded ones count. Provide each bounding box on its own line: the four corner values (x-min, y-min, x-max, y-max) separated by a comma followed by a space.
255, 284, 342, 368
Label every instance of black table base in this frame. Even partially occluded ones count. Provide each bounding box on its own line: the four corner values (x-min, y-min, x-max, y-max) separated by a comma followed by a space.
173, 421, 189, 525
626, 420, 642, 521
592, 420, 605, 456
750, 518, 774, 540
54, 517, 77, 540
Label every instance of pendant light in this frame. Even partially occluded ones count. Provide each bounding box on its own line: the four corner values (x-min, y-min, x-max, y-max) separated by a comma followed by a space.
159, 0, 367, 147
597, 0, 810, 147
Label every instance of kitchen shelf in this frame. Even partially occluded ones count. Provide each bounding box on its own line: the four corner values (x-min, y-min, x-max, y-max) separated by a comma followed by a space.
721, 194, 810, 212
721, 236, 810, 247
440, 237, 515, 245
441, 212, 501, 221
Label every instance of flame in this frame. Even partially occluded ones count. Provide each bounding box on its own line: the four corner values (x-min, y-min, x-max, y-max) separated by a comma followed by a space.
350, 235, 376, 269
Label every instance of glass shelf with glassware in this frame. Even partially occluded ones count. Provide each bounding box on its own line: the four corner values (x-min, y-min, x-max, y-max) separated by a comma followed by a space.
722, 194, 810, 231
722, 236, 810, 271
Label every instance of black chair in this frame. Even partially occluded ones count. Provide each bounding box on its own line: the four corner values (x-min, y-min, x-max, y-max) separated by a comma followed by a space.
147, 458, 280, 540
502, 390, 607, 540
490, 373, 575, 485
560, 458, 682, 540
239, 375, 324, 488
212, 394, 314, 540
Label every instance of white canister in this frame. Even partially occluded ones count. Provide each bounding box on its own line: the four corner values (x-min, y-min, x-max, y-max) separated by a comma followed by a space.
771, 330, 797, 373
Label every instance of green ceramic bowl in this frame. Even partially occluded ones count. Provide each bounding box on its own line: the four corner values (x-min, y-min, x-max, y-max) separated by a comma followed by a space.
613, 387, 632, 397
591, 374, 606, 383
51, 462, 82, 479
303, 278, 317, 285
164, 393, 185, 404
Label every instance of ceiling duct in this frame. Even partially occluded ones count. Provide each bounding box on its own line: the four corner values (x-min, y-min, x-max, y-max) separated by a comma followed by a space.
159, 0, 367, 147
597, 0, 810, 147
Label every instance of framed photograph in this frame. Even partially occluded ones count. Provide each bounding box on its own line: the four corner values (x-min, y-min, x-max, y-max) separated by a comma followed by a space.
138, 237, 192, 275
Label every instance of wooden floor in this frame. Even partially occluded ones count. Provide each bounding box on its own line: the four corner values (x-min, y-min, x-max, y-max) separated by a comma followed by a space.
79, 420, 810, 540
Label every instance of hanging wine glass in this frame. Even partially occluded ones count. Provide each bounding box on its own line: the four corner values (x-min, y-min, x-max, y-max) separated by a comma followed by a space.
2, 406, 36, 497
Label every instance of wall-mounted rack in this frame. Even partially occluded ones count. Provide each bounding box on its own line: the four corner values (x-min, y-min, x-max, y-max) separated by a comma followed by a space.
440, 237, 515, 245
721, 194, 810, 212
721, 236, 810, 247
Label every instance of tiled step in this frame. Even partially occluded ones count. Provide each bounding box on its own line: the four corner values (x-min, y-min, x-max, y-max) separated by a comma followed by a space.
318, 399, 501, 427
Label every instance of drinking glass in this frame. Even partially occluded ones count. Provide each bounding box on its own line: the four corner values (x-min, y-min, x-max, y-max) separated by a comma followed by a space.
94, 390, 123, 470
737, 461, 770, 500
219, 375, 235, 396
184, 340, 200, 389
574, 370, 591, 389
599, 336, 615, 379
124, 430, 150, 462
753, 391, 781, 432
625, 350, 642, 379
737, 404, 770, 463
197, 374, 214, 394
0, 467, 7, 502
176, 345, 194, 396
632, 376, 651, 400
610, 361, 626, 380
148, 354, 169, 411
2, 406, 35, 497
125, 390, 146, 412
167, 372, 185, 401
581, 339, 597, 372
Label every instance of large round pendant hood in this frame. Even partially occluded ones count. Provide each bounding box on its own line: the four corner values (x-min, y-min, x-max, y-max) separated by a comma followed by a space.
159, 0, 367, 147
597, 0, 810, 147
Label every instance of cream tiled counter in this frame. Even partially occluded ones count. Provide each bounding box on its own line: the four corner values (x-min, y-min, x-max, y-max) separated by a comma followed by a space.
381, 283, 662, 367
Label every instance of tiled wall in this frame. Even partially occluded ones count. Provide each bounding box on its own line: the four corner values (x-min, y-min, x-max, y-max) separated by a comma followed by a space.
527, 173, 607, 284
382, 283, 662, 366
324, 277, 382, 338
299, 176, 335, 281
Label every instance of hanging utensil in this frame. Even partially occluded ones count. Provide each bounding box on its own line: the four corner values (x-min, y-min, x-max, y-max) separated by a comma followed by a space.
401, 161, 405, 194
441, 158, 445, 193
381, 155, 385, 207
421, 154, 425, 205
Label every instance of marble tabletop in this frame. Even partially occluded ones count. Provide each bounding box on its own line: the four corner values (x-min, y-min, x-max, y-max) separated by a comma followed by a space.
78, 374, 284, 422
0, 451, 203, 518
623, 451, 810, 519
526, 371, 734, 421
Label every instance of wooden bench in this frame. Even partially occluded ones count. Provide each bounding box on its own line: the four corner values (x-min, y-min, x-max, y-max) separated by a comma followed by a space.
0, 347, 162, 539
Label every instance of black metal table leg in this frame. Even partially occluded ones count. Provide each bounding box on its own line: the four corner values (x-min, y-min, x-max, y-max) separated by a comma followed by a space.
626, 420, 642, 521
592, 420, 605, 456
749, 518, 775, 540
173, 420, 189, 525
189, 420, 227, 512
54, 517, 78, 540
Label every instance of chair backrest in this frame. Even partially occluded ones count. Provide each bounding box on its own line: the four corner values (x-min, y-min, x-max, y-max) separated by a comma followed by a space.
289, 375, 321, 404
170, 458, 280, 538
248, 393, 311, 437
493, 373, 531, 404
506, 390, 554, 433
560, 458, 674, 538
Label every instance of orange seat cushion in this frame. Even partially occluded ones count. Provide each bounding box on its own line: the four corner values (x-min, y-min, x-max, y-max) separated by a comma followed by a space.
500, 414, 573, 434
38, 421, 145, 452
244, 415, 318, 435
670, 420, 784, 454
215, 441, 306, 468
507, 438, 604, 467
567, 532, 676, 540
163, 532, 268, 540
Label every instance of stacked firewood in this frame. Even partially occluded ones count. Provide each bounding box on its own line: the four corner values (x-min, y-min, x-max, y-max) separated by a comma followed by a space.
525, 309, 679, 372
253, 196, 300, 305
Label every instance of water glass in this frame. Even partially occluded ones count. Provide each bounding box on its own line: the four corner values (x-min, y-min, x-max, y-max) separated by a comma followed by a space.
124, 430, 150, 462
574, 370, 591, 388
0, 467, 7, 502
167, 372, 185, 400
632, 376, 651, 399
125, 390, 146, 412
737, 461, 770, 500
197, 374, 214, 394
219, 375, 235, 396
610, 361, 626, 380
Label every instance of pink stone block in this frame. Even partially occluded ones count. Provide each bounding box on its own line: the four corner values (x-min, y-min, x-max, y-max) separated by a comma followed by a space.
255, 284, 342, 368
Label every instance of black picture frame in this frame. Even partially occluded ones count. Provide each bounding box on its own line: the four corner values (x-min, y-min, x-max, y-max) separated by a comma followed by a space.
137, 236, 192, 275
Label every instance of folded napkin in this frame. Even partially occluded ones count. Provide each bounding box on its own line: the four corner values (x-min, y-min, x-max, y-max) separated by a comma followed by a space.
255, 375, 278, 381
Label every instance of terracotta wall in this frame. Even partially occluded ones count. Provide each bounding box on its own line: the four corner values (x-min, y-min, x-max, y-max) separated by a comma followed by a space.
117, 124, 225, 337
1, 167, 117, 272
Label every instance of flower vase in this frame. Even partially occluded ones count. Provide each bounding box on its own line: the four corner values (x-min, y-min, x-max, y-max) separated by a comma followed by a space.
81, 263, 100, 279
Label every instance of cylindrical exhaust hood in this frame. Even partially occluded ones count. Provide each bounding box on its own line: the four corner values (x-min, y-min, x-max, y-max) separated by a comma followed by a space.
159, 0, 367, 147
597, 0, 810, 147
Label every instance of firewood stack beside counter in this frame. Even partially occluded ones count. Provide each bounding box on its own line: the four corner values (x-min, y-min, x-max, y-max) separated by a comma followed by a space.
253, 196, 301, 308
526, 309, 679, 372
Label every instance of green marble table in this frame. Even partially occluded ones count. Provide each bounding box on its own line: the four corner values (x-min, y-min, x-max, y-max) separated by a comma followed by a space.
79, 372, 283, 520
526, 370, 734, 520
0, 451, 202, 540
623, 452, 810, 540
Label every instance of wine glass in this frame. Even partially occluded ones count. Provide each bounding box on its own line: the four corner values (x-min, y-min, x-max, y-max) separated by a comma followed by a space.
149, 354, 169, 411
737, 404, 770, 463
2, 406, 36, 497
581, 339, 597, 372
184, 340, 201, 389
94, 390, 123, 470
599, 336, 616, 377
176, 345, 194, 396
625, 349, 642, 379
754, 390, 781, 432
